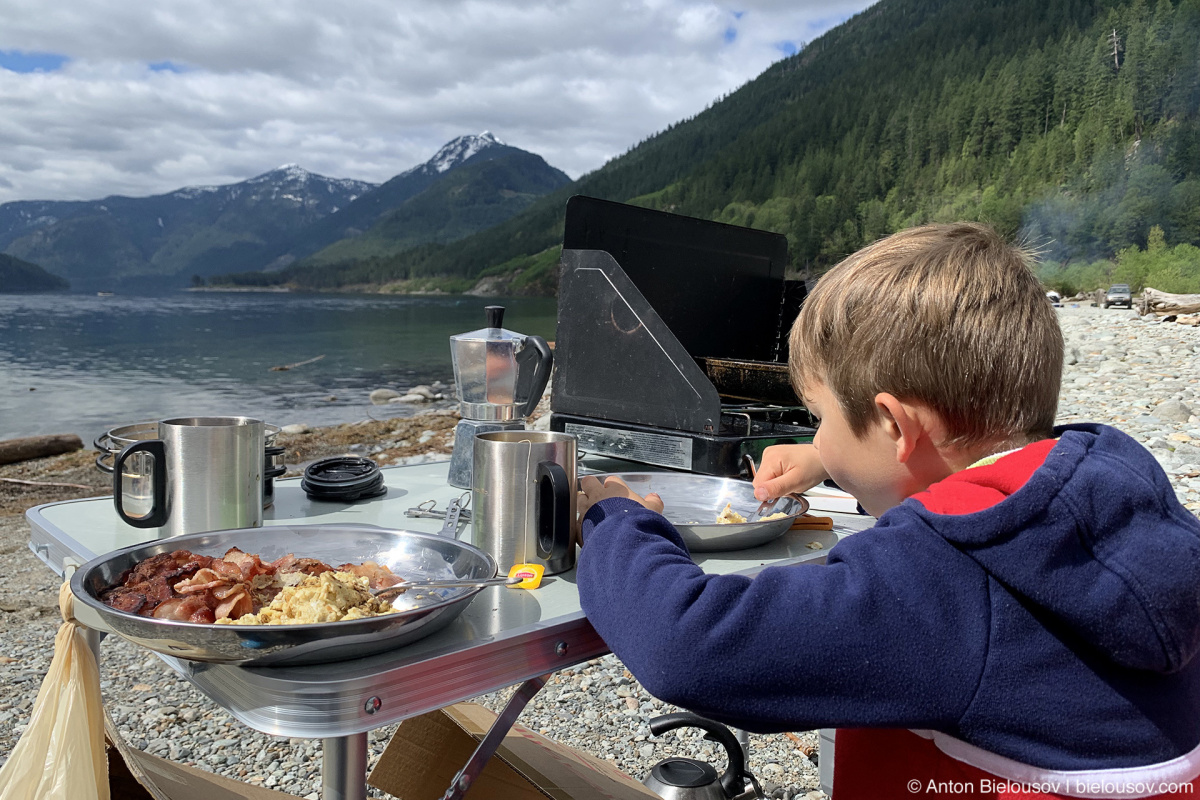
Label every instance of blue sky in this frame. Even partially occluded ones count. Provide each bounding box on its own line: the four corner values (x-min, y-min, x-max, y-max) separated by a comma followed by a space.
0, 1, 873, 203
0, 50, 68, 72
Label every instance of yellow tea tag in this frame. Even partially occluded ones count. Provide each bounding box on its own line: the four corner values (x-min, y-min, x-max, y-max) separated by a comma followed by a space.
507, 563, 545, 589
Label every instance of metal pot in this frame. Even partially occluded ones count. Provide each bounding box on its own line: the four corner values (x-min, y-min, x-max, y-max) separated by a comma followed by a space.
95, 421, 283, 510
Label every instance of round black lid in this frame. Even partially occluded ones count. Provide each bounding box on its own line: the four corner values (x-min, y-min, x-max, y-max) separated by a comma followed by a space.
650, 758, 719, 789
301, 456, 386, 502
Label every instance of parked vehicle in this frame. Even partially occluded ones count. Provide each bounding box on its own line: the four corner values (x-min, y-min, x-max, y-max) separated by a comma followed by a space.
1046, 290, 1062, 306
1105, 284, 1133, 308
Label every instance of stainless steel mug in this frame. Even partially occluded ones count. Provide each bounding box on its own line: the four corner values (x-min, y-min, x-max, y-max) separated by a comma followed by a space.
471, 430, 577, 575
113, 416, 265, 537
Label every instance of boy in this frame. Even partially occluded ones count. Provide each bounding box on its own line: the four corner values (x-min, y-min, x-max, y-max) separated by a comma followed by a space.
575, 223, 1200, 799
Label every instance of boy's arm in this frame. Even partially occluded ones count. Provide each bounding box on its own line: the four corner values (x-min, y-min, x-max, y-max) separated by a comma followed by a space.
577, 499, 989, 733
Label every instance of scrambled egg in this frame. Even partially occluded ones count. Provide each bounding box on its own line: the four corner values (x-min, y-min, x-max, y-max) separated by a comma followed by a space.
217, 571, 399, 626
715, 503, 747, 524
713, 503, 790, 524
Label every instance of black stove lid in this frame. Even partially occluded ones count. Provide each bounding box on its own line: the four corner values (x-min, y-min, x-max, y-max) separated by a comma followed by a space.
561, 196, 792, 363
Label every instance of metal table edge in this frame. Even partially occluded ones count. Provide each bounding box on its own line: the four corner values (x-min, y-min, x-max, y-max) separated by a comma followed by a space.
27, 497, 107, 575
169, 612, 611, 737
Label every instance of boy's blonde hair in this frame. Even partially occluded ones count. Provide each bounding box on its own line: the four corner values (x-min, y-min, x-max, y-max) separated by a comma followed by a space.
789, 222, 1063, 448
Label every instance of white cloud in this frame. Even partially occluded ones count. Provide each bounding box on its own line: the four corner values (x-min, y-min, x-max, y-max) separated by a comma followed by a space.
0, 0, 877, 203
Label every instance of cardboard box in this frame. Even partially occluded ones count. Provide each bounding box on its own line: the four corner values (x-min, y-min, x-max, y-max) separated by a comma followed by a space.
106, 716, 299, 800
369, 702, 660, 800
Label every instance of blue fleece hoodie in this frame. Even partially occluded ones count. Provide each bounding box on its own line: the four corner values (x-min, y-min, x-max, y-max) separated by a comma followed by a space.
576, 424, 1200, 770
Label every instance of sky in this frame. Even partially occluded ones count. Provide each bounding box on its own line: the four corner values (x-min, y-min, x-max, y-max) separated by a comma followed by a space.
0, 0, 876, 205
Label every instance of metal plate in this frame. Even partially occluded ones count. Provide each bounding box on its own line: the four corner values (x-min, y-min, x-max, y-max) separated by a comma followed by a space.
70, 523, 497, 666
586, 473, 809, 552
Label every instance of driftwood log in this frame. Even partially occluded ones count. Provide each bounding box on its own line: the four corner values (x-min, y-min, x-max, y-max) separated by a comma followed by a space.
0, 434, 83, 466
1138, 288, 1200, 316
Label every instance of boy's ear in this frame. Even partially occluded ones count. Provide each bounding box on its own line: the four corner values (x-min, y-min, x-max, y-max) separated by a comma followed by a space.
873, 393, 939, 463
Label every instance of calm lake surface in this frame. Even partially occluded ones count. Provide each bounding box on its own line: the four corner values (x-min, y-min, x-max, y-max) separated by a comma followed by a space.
0, 292, 558, 444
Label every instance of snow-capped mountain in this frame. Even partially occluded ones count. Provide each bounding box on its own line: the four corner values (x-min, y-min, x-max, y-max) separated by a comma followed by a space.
0, 134, 567, 290
418, 131, 506, 174
264, 133, 569, 271
0, 166, 378, 289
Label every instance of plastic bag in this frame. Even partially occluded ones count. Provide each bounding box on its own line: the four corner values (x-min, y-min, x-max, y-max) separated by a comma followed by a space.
0, 582, 108, 800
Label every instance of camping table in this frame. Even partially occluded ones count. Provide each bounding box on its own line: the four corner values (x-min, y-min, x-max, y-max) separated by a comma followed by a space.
27, 458, 872, 800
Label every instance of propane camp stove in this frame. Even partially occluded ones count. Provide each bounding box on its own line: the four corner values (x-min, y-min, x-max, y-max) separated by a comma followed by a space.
549, 196, 816, 478
554, 405, 815, 476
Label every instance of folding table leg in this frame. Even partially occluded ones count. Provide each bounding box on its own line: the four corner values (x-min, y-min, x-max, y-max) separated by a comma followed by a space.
82, 628, 104, 662
323, 732, 368, 800
440, 674, 550, 800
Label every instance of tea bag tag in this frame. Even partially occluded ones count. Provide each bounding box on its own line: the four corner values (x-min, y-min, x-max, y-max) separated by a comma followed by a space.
507, 563, 545, 589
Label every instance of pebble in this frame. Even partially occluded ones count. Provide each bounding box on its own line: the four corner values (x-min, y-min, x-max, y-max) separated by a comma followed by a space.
280, 423, 310, 435
1056, 307, 1200, 511
387, 393, 428, 404
368, 388, 400, 405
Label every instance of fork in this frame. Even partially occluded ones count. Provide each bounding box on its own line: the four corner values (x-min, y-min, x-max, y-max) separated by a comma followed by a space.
743, 456, 780, 521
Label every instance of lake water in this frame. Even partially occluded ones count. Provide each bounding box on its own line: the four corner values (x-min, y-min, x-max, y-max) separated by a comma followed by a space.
0, 292, 558, 444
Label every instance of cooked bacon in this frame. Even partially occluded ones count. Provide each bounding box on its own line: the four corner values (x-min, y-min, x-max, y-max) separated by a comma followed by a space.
100, 587, 147, 614
125, 551, 213, 586
173, 567, 234, 595
149, 594, 214, 622
222, 548, 273, 580
211, 582, 246, 601
336, 560, 402, 589
271, 554, 334, 577
214, 587, 253, 620
103, 548, 400, 624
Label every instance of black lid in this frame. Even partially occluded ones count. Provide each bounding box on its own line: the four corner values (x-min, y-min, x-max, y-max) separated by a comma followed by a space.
301, 456, 387, 502
650, 758, 719, 789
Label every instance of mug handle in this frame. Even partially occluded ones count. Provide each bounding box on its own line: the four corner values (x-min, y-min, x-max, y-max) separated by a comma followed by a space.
113, 440, 168, 528
518, 335, 554, 418
535, 461, 572, 562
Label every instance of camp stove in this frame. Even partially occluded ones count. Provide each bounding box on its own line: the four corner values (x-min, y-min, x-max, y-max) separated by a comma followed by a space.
550, 197, 816, 478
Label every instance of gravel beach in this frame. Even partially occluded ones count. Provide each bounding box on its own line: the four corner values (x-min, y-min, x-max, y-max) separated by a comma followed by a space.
1, 305, 1198, 799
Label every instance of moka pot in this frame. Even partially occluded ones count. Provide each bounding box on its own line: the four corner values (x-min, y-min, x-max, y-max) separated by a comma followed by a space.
447, 305, 553, 488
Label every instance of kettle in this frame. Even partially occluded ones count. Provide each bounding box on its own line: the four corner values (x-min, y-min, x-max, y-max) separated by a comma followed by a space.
642, 713, 763, 800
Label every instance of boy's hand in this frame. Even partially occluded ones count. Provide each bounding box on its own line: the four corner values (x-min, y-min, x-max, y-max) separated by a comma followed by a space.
577, 475, 664, 533
752, 444, 829, 501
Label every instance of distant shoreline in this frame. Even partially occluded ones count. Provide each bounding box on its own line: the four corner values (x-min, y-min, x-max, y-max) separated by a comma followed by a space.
186, 286, 291, 293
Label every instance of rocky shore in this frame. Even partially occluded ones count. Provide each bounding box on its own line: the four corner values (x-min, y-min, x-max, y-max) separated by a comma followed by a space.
0, 306, 1197, 799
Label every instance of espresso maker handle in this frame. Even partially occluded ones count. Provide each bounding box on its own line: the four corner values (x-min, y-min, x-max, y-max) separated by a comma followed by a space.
113, 440, 169, 528
535, 461, 572, 562
518, 335, 554, 418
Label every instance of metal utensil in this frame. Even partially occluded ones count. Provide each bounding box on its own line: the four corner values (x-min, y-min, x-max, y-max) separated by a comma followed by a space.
372, 575, 521, 599
69, 523, 498, 665
588, 473, 809, 552
742, 456, 779, 521
437, 492, 470, 538
405, 498, 473, 522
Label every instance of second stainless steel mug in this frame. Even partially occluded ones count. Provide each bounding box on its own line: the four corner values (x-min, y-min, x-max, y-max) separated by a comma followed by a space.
471, 430, 577, 575
113, 416, 265, 537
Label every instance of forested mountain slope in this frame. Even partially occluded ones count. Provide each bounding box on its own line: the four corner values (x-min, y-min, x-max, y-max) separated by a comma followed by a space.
0, 253, 68, 293
245, 0, 1200, 293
